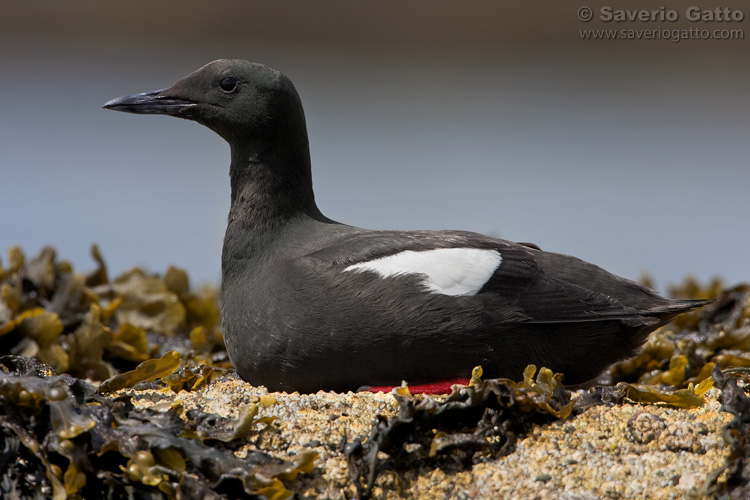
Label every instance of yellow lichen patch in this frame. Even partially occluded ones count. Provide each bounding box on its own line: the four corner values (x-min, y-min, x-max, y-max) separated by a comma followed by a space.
260, 394, 277, 407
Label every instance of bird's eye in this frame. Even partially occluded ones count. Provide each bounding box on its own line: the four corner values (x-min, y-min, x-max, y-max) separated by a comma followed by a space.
220, 77, 238, 92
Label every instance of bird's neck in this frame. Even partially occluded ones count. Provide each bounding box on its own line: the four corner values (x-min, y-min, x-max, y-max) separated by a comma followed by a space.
222, 138, 325, 276
227, 138, 322, 228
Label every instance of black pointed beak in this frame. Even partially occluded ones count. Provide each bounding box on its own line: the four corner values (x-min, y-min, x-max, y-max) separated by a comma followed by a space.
103, 89, 197, 115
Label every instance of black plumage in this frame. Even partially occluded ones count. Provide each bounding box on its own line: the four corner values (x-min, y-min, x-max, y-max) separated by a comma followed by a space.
104, 59, 709, 393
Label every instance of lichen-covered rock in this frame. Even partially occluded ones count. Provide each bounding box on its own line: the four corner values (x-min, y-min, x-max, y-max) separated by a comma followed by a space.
123, 376, 731, 500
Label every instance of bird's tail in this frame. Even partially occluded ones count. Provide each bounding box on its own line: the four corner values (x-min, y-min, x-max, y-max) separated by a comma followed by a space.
645, 298, 714, 321
661, 298, 714, 313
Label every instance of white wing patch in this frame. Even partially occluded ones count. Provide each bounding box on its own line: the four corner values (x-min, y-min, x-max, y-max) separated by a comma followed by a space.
344, 248, 502, 296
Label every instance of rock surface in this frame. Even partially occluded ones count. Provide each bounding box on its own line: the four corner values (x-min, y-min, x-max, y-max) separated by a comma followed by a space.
128, 378, 731, 499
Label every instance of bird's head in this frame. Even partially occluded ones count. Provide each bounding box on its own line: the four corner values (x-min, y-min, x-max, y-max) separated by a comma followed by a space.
104, 59, 305, 145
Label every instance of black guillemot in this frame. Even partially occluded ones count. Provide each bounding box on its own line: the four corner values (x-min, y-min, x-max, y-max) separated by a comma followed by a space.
104, 59, 710, 393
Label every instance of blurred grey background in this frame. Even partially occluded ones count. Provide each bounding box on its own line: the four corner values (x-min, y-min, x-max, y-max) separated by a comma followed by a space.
1, 1, 748, 291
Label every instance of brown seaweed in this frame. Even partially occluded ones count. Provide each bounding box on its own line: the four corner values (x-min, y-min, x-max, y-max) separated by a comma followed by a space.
0, 245, 228, 383
0, 355, 314, 500
346, 365, 572, 498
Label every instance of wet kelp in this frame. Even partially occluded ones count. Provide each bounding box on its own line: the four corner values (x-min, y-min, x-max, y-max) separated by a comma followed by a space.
610, 281, 748, 386
0, 355, 315, 500
346, 365, 572, 498
603, 281, 749, 413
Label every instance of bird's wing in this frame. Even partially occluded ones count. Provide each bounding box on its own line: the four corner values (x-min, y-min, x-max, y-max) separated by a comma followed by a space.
305, 230, 647, 324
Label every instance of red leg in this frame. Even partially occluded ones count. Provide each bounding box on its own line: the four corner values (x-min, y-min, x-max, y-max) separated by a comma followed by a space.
362, 377, 470, 395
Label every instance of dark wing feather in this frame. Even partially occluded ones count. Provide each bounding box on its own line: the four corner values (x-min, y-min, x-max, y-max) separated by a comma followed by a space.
309, 229, 654, 325
477, 242, 648, 324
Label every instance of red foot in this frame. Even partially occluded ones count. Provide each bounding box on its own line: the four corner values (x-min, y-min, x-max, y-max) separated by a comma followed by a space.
363, 378, 470, 395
